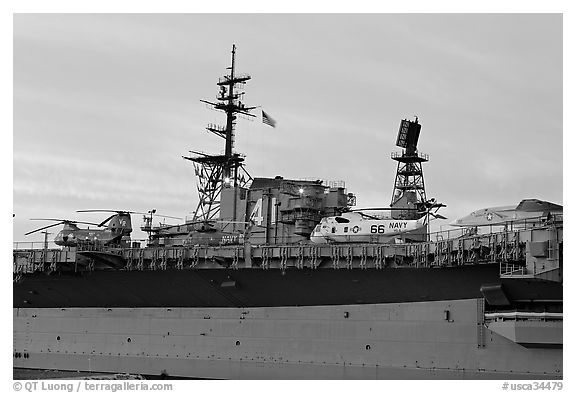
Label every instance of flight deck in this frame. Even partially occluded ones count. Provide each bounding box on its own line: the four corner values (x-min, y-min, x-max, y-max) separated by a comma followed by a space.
13, 216, 562, 284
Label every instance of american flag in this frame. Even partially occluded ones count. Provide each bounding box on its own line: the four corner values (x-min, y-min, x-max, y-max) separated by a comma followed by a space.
262, 110, 276, 128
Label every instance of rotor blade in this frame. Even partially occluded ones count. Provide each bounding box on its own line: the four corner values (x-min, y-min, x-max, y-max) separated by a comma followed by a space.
152, 220, 214, 231
77, 209, 141, 214
99, 215, 116, 227
153, 214, 182, 220
149, 223, 186, 231
30, 219, 100, 226
185, 220, 216, 225
213, 220, 250, 224
351, 207, 418, 212
73, 220, 102, 226
30, 218, 98, 225
30, 218, 70, 222
430, 213, 447, 220
356, 212, 381, 220
24, 222, 62, 236
77, 209, 118, 213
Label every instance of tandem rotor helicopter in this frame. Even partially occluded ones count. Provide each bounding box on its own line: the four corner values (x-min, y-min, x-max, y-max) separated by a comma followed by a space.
25, 209, 180, 247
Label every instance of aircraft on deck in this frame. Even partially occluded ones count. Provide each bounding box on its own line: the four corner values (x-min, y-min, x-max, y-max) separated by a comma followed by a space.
145, 218, 249, 247
449, 199, 563, 227
310, 205, 446, 244
25, 209, 178, 247
25, 217, 125, 247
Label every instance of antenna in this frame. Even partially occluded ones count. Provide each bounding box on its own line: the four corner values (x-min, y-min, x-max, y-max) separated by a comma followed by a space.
184, 45, 256, 221
390, 118, 429, 221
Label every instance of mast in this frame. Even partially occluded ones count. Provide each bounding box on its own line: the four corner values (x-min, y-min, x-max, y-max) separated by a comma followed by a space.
390, 117, 429, 220
184, 45, 256, 221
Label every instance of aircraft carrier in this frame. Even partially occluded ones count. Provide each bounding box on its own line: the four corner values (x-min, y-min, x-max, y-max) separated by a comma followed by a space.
13, 45, 563, 379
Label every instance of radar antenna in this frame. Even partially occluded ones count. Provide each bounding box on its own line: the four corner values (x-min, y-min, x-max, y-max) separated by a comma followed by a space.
390, 117, 429, 219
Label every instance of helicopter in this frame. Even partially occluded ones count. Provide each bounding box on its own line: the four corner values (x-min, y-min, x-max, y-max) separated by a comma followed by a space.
310, 202, 446, 244
139, 209, 182, 238
24, 218, 121, 247
76, 209, 182, 244
23, 209, 172, 247
145, 218, 249, 247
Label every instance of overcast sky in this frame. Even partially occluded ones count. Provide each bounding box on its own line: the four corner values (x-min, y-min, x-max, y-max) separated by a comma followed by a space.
12, 13, 563, 241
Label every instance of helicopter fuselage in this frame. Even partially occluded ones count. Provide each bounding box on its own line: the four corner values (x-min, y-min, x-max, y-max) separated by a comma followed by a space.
50, 215, 132, 247
148, 229, 244, 247
310, 213, 426, 244
54, 227, 123, 247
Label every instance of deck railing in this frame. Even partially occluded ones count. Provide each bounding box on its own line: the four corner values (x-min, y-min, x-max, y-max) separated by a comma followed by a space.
12, 241, 59, 250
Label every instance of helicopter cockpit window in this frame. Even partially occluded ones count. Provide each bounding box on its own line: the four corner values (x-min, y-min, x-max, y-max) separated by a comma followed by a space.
334, 217, 350, 224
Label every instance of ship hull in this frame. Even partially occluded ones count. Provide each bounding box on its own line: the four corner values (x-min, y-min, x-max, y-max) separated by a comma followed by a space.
12, 264, 561, 308
13, 300, 562, 379
13, 265, 562, 379
13, 264, 562, 379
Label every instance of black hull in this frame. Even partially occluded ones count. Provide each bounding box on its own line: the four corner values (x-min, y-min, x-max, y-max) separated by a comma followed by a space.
13, 263, 561, 308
